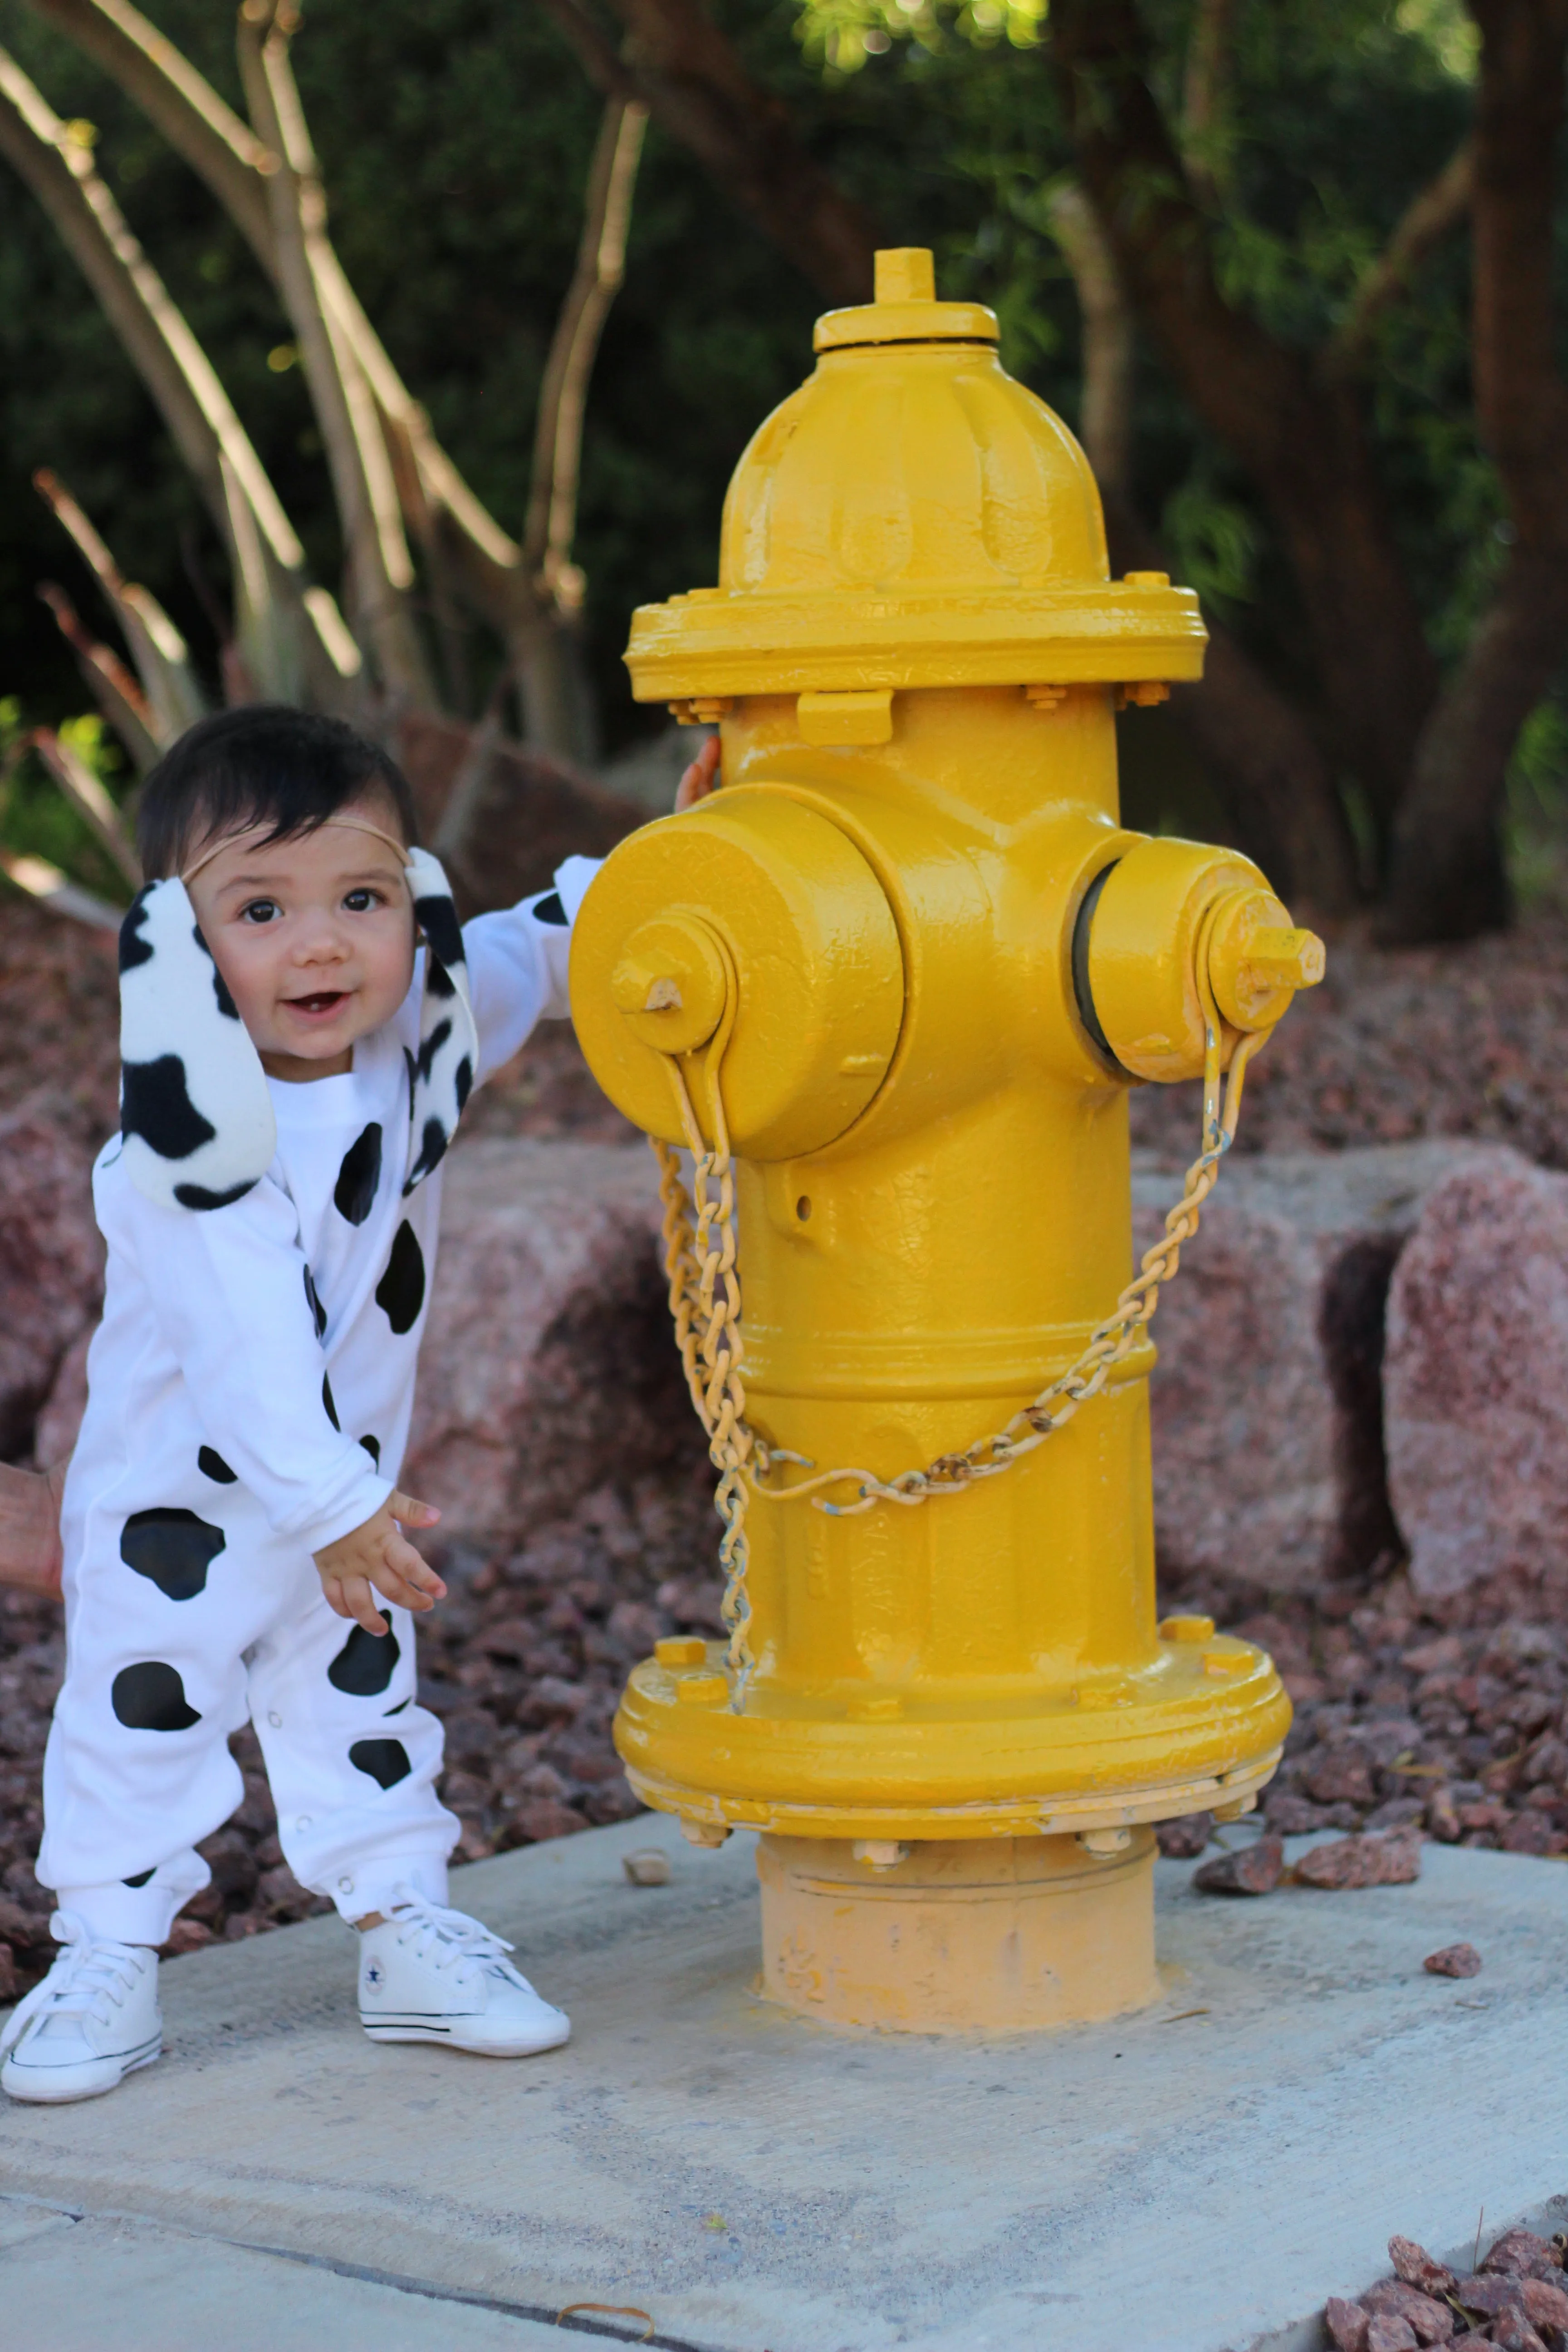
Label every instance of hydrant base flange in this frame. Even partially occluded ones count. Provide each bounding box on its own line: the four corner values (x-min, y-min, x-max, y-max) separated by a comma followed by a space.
613, 1637, 1290, 1842
622, 1754, 1277, 1843
756, 1830, 1161, 2033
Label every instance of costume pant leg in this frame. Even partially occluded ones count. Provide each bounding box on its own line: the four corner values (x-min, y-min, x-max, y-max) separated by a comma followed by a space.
39, 1518, 273, 1945
246, 1588, 457, 1922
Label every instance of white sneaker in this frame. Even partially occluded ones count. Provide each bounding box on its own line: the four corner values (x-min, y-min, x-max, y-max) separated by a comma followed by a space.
358, 1888, 570, 2058
1, 1911, 162, 2104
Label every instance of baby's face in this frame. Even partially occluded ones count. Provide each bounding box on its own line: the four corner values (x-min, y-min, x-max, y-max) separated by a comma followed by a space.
183, 800, 415, 1081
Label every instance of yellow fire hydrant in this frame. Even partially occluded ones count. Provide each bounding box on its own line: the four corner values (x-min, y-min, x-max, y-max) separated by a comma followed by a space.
570, 250, 1323, 2033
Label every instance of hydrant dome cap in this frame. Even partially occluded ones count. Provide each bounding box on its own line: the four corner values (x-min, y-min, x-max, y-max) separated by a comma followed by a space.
622, 247, 1206, 701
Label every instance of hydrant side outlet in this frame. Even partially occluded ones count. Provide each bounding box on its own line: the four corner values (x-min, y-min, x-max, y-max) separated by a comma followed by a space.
572, 251, 1319, 2033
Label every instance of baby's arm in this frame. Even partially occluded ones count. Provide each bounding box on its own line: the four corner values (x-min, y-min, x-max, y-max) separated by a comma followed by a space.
460, 748, 719, 1084
461, 854, 602, 1086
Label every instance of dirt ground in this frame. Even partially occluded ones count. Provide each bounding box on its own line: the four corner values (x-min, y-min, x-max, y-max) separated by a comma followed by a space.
4, 893, 1568, 1994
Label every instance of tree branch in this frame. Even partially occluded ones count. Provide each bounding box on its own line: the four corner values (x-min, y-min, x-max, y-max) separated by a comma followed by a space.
522, 94, 647, 598
236, 0, 432, 704
30, 0, 533, 648
23, 0, 280, 275
33, 467, 209, 740
1049, 0, 1438, 843
1044, 180, 1134, 499
0, 46, 303, 565
30, 725, 142, 889
36, 581, 160, 767
540, 0, 882, 302
1326, 138, 1474, 377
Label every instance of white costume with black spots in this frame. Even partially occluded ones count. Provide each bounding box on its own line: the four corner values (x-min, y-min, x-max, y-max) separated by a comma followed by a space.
39, 855, 599, 1945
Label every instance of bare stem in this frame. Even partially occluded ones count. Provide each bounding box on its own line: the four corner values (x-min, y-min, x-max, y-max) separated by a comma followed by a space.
523, 96, 648, 603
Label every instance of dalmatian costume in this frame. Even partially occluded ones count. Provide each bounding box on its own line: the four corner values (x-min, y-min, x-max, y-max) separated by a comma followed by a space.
37, 849, 599, 1947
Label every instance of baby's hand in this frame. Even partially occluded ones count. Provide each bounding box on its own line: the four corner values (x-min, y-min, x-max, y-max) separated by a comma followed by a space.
675, 735, 720, 810
313, 1490, 446, 1636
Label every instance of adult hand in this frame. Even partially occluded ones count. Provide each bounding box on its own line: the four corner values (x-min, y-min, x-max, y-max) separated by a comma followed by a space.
313, 1490, 445, 1636
0, 1461, 65, 1599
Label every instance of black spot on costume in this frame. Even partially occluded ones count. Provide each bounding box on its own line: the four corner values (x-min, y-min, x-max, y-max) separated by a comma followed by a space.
112, 1661, 201, 1731
121, 1055, 216, 1162
375, 1221, 425, 1334
118, 892, 154, 971
349, 1738, 411, 1789
414, 894, 465, 971
328, 1618, 401, 1696
119, 1507, 226, 1601
190, 926, 239, 1018
333, 1122, 382, 1225
358, 1435, 380, 1467
173, 1179, 255, 1212
122, 1867, 155, 1887
322, 1372, 341, 1431
198, 1446, 236, 1484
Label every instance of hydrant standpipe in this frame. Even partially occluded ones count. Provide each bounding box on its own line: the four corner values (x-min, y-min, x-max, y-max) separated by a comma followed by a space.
569, 249, 1322, 2033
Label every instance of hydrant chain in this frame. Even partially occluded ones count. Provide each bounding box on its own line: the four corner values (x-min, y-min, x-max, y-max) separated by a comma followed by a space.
648, 923, 1273, 1658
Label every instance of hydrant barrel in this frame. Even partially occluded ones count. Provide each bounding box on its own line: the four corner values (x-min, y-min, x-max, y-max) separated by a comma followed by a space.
570, 250, 1320, 2032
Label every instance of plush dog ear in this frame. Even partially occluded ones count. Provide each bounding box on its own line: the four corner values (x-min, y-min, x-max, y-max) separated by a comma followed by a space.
403, 847, 479, 1194
118, 879, 277, 1211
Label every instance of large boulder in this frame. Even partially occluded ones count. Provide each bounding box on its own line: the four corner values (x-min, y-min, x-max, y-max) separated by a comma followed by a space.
1383, 1154, 1568, 1596
402, 1137, 705, 1548
0, 1092, 104, 1460
1133, 1140, 1517, 1591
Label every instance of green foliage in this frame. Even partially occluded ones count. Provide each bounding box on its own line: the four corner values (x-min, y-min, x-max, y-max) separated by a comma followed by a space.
1, 0, 1566, 892
0, 696, 134, 906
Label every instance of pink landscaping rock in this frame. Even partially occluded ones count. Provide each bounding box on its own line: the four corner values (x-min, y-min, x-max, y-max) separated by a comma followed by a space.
1192, 1833, 1284, 1895
1133, 1141, 1512, 1592
402, 1137, 704, 1549
0, 1092, 105, 1460
1384, 1155, 1568, 1596
1293, 1828, 1423, 1888
1422, 1942, 1481, 1979
1326, 2300, 1372, 2352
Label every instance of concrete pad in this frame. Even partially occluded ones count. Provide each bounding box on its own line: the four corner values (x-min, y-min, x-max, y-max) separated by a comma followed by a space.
1, 1816, 1566, 2352
0, 2206, 577, 2350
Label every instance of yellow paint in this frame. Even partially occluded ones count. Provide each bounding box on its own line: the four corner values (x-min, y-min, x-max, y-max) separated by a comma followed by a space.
569, 251, 1323, 2030
757, 1831, 1160, 2032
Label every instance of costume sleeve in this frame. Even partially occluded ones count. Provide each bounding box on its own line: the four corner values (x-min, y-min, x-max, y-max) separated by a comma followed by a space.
464, 853, 604, 1086
100, 1159, 392, 1552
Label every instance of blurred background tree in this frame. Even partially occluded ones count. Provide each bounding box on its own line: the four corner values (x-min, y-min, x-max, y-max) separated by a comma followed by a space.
0, 0, 1563, 941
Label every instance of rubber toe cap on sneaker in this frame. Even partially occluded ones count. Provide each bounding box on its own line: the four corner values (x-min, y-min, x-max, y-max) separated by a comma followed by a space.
2, 2036, 158, 2103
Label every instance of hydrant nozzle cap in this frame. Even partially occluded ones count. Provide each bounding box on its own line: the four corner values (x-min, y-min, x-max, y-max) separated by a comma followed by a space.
814, 245, 1000, 353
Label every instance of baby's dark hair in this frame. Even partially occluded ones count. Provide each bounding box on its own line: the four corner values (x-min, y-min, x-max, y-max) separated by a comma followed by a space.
136, 705, 419, 881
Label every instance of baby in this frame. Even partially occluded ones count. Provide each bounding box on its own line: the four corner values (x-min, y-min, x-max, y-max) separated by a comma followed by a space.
1, 704, 612, 2102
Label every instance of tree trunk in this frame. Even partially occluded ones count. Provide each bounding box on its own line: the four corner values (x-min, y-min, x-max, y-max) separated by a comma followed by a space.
1105, 495, 1361, 912
1049, 0, 1439, 867
1382, 0, 1568, 941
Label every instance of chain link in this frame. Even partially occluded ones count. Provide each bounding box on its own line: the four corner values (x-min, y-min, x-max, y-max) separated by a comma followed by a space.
647, 904, 1273, 1708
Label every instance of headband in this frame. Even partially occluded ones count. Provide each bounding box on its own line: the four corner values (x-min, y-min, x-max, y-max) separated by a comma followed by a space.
180, 812, 413, 888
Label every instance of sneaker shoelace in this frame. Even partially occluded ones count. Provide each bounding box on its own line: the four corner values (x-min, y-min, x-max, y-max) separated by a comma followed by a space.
382, 1889, 524, 1990
0, 1910, 147, 2057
